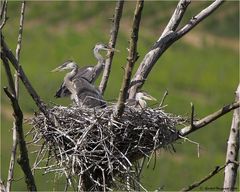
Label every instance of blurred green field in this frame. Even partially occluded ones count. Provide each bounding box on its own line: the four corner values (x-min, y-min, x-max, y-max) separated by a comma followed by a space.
1, 1, 239, 191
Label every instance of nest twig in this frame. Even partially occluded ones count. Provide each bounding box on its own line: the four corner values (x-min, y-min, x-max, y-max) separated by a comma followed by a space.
29, 104, 184, 191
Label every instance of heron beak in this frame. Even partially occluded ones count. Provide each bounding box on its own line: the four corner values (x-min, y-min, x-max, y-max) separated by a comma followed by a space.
51, 66, 63, 72
143, 94, 157, 101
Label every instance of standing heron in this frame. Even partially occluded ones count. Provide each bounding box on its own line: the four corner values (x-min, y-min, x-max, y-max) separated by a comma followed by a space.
54, 43, 117, 98
51, 61, 106, 108
126, 91, 157, 108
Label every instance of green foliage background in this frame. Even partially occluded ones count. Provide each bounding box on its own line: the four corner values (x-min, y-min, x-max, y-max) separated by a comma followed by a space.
1, 1, 239, 191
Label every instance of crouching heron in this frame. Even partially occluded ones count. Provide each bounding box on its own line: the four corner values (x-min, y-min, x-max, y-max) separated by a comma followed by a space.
54, 43, 118, 98
52, 61, 106, 108
126, 91, 157, 108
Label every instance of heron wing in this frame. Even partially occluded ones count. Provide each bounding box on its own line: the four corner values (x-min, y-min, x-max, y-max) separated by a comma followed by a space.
55, 82, 71, 98
72, 78, 106, 108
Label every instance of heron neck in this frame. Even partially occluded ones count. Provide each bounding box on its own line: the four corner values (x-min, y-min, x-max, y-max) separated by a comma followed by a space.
66, 67, 78, 80
94, 51, 105, 65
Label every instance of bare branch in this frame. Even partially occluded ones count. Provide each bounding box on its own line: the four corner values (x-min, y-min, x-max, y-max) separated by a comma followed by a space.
223, 84, 240, 191
180, 163, 228, 191
0, 178, 6, 192
99, 0, 124, 95
179, 101, 240, 136
15, 1, 26, 98
115, 0, 144, 117
128, 0, 224, 99
159, 89, 168, 107
0, 0, 8, 30
1, 52, 16, 95
1, 35, 50, 119
177, 0, 224, 38
160, 0, 191, 39
3, 87, 37, 191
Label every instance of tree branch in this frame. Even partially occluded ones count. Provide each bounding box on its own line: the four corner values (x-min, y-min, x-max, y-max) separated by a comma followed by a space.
179, 101, 240, 136
223, 84, 240, 191
3, 87, 37, 191
180, 163, 228, 191
0, 0, 8, 30
177, 0, 224, 38
114, 0, 144, 117
99, 0, 124, 95
1, 35, 50, 119
160, 0, 191, 39
128, 0, 224, 99
15, 1, 26, 98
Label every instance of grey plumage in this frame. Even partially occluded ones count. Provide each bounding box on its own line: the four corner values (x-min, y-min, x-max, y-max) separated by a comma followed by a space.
51, 61, 106, 108
55, 43, 115, 98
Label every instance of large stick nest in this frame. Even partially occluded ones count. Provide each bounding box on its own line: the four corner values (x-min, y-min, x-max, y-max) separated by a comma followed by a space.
30, 104, 184, 191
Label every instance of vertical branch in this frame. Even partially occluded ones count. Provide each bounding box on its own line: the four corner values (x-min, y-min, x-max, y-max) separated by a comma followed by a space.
0, 0, 8, 30
15, 1, 25, 98
223, 84, 240, 191
3, 87, 37, 191
2, 2, 37, 190
114, 0, 144, 117
99, 0, 124, 95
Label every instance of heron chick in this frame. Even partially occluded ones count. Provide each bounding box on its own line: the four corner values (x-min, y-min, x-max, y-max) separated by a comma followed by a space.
51, 61, 106, 108
54, 43, 118, 98
126, 91, 157, 108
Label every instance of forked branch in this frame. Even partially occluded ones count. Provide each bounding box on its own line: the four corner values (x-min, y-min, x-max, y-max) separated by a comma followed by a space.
179, 101, 240, 136
1, 35, 50, 119
128, 0, 224, 99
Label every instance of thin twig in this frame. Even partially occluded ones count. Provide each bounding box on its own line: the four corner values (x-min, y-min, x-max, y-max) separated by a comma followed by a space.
180, 163, 228, 191
15, 1, 26, 98
4, 88, 37, 191
99, 0, 124, 95
0, 0, 8, 30
159, 89, 168, 107
179, 101, 240, 136
223, 84, 240, 191
2, 51, 17, 192
190, 102, 194, 129
114, 0, 144, 117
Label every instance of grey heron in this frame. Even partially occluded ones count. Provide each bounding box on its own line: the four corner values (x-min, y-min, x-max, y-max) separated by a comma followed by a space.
51, 61, 106, 108
54, 43, 118, 98
126, 91, 157, 108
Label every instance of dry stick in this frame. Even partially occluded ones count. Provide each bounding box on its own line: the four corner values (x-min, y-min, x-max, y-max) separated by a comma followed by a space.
4, 88, 37, 191
179, 101, 240, 136
2, 36, 37, 192
115, 0, 144, 117
0, 0, 8, 30
128, 0, 224, 99
1, 36, 50, 119
180, 163, 228, 191
2, 53, 17, 192
15, 1, 25, 98
99, 0, 124, 95
223, 84, 240, 191
6, 3, 26, 191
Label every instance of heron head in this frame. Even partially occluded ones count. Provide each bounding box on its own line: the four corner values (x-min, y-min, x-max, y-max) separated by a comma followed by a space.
136, 91, 157, 101
51, 60, 78, 72
94, 43, 119, 53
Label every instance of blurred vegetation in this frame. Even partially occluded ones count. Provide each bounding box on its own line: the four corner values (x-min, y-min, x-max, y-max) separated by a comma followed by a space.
1, 1, 238, 191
